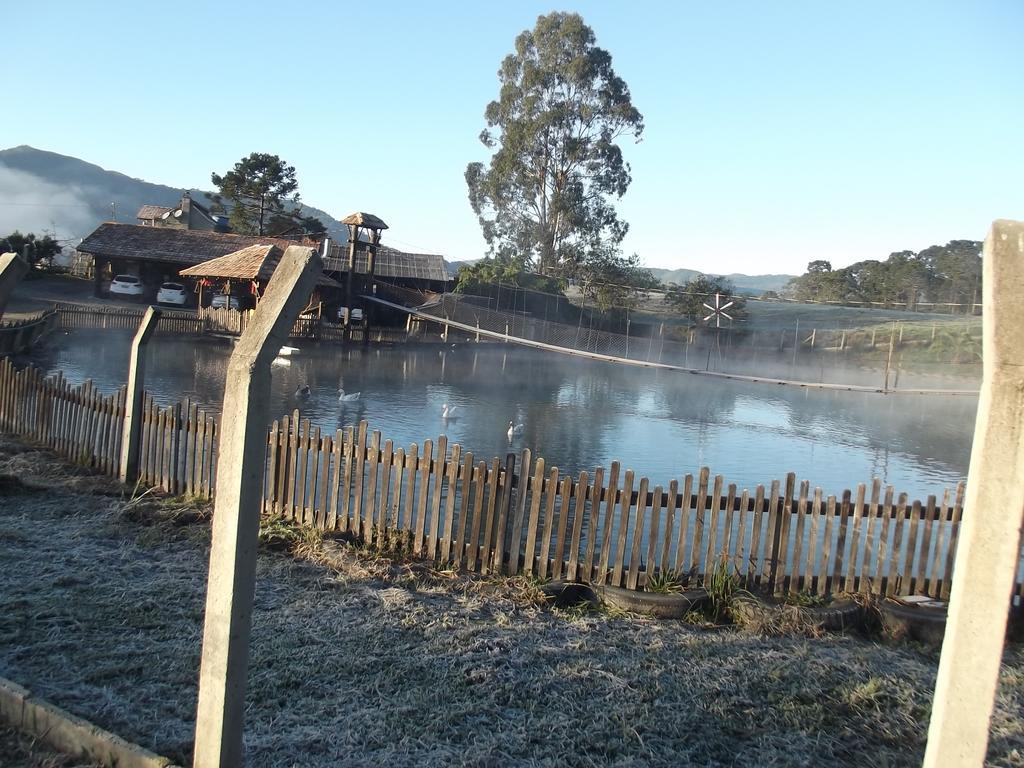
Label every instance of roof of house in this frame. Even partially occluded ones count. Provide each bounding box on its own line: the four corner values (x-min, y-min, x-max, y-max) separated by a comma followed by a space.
78, 223, 448, 282
179, 243, 341, 287
136, 205, 172, 220
136, 194, 226, 228
177, 194, 222, 226
340, 212, 388, 230
179, 244, 282, 281
78, 223, 303, 267
324, 242, 449, 282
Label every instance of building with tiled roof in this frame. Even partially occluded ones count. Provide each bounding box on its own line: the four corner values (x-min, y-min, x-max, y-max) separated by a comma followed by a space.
136, 204, 173, 222
76, 222, 449, 311
136, 193, 229, 232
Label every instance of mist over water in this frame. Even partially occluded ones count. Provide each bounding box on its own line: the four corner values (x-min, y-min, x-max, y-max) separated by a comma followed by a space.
32, 332, 977, 501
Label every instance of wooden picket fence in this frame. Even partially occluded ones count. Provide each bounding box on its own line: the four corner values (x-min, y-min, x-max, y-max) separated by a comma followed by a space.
0, 362, 127, 476
0, 310, 56, 355
55, 304, 204, 334
1, 357, 1020, 604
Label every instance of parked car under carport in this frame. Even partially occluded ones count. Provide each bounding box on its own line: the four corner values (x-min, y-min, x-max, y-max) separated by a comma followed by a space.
156, 282, 189, 307
108, 274, 144, 300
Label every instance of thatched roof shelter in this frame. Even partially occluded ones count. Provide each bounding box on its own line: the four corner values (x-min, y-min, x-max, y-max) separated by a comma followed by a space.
180, 244, 340, 287
340, 212, 388, 230
179, 244, 282, 282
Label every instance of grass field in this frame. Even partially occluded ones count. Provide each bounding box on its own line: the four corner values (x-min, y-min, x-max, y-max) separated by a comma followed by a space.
1, 436, 1021, 767
743, 299, 982, 333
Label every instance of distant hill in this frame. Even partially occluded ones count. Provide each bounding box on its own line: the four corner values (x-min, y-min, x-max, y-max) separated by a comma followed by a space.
444, 259, 793, 296
0, 145, 348, 243
446, 259, 479, 275
647, 267, 794, 295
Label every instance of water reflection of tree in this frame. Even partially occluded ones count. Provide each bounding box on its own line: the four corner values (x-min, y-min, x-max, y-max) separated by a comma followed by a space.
781, 388, 975, 475
655, 372, 739, 425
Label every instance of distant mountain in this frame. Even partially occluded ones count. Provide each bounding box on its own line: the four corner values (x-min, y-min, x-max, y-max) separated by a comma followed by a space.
0, 145, 348, 243
647, 267, 794, 295
445, 259, 479, 275
444, 258, 793, 295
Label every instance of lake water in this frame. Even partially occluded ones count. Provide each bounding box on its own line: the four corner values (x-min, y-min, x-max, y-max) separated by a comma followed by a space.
30, 332, 977, 501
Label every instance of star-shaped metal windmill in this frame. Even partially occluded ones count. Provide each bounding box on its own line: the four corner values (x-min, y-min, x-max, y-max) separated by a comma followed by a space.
701, 292, 735, 328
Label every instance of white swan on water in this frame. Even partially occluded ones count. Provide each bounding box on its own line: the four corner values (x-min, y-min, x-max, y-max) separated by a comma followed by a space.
442, 403, 457, 419
507, 420, 524, 439
278, 345, 300, 356
339, 389, 361, 402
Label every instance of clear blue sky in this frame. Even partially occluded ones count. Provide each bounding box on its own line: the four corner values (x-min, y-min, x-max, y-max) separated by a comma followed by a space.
4, 0, 1022, 274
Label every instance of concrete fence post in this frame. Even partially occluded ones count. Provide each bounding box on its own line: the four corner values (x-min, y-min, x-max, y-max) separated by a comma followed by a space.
193, 246, 322, 768
924, 220, 1024, 767
0, 252, 29, 322
119, 307, 161, 484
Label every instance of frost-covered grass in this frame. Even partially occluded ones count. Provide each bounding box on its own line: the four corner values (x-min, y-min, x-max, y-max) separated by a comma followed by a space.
0, 437, 1021, 767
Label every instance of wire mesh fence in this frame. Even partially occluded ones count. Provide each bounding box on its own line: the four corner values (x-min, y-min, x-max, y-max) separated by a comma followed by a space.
411, 292, 981, 392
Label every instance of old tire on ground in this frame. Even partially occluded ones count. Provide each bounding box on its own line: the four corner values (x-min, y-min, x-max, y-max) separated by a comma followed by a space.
803, 599, 863, 631
540, 581, 601, 609
732, 596, 863, 633
880, 598, 947, 647
593, 584, 708, 619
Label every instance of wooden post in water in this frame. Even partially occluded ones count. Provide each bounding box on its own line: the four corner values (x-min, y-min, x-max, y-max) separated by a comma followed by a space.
343, 231, 356, 340
924, 220, 1024, 767
119, 306, 161, 484
882, 321, 897, 392
193, 246, 322, 768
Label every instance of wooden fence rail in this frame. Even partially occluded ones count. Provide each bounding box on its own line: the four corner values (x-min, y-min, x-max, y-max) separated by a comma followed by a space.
54, 304, 204, 334
0, 357, 1016, 604
0, 310, 56, 355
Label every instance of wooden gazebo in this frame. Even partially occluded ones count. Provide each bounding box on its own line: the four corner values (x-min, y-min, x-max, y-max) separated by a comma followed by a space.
180, 244, 338, 311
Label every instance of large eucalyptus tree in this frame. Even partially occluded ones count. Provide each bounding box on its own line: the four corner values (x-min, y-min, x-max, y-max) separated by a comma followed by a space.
466, 12, 643, 276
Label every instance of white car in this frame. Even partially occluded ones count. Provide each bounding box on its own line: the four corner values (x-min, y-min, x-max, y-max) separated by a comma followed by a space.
210, 294, 241, 310
109, 274, 144, 299
336, 306, 364, 323
156, 282, 188, 307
